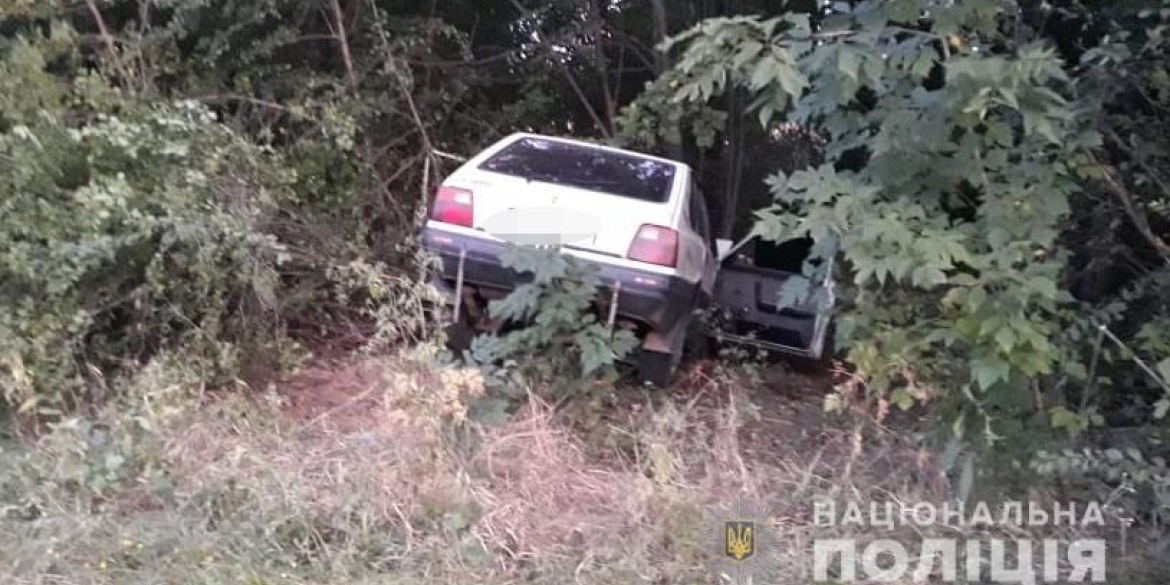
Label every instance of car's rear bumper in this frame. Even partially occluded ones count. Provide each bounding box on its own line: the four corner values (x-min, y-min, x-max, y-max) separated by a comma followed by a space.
422, 226, 695, 331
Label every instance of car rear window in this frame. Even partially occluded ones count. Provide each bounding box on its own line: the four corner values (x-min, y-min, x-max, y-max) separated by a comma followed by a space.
478, 137, 676, 202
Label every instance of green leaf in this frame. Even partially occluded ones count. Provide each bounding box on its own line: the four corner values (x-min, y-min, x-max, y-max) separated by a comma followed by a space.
910, 51, 936, 79
578, 328, 617, 375
488, 284, 541, 320
749, 58, 777, 89
787, 170, 816, 191
891, 387, 916, 410
966, 287, 987, 311
1154, 398, 1170, 420
1157, 358, 1170, 387
994, 327, 1017, 353
776, 64, 808, 98
733, 41, 764, 68
777, 276, 811, 309
911, 266, 947, 288
758, 103, 776, 128
972, 357, 1010, 390
999, 87, 1019, 109
837, 47, 859, 81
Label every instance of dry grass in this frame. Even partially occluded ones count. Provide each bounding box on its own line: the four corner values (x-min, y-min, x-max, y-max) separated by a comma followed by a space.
471, 393, 632, 562
0, 351, 1138, 585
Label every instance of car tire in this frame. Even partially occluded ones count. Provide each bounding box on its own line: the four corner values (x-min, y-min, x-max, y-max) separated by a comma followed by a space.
444, 310, 476, 353
636, 348, 681, 388
683, 320, 716, 360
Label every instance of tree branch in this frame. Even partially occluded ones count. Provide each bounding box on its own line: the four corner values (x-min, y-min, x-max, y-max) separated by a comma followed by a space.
138, 0, 151, 30
364, 0, 435, 156
328, 0, 358, 87
1087, 150, 1170, 264
84, 0, 129, 82
506, 0, 612, 138
1106, 128, 1170, 206
609, 30, 659, 72
85, 0, 116, 56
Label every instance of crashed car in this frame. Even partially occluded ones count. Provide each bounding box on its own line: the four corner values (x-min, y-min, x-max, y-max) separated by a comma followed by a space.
421, 132, 835, 385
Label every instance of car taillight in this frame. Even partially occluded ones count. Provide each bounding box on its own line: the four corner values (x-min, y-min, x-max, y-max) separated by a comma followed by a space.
430, 186, 474, 227
627, 224, 678, 267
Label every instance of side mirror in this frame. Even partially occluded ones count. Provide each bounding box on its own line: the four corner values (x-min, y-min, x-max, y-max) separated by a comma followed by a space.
715, 238, 733, 261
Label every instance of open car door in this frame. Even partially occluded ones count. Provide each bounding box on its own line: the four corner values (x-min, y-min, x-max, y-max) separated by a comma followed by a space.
709, 236, 836, 359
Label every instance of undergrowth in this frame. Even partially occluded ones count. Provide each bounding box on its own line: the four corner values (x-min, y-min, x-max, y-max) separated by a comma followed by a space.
0, 348, 921, 584
6, 347, 1154, 585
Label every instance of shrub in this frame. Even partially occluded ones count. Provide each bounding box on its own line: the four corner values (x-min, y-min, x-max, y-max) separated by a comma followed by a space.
464, 246, 639, 395
0, 35, 312, 416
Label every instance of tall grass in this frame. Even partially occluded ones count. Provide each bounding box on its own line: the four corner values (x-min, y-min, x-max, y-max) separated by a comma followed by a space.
0, 352, 1135, 584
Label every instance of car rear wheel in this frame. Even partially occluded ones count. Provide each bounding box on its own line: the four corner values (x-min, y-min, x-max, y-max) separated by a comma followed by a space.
443, 310, 476, 353
683, 319, 716, 360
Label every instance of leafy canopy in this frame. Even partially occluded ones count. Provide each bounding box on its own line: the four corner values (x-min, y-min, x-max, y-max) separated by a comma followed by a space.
654, 0, 1100, 446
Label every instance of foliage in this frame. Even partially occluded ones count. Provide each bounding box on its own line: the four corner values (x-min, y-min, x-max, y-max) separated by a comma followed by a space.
648, 0, 1170, 446
326, 251, 446, 351
1071, 0, 1170, 429
626, 2, 1170, 553
0, 1, 494, 415
655, 3, 1091, 445
3, 0, 1170, 570
465, 246, 638, 394
1, 353, 196, 512
0, 35, 293, 414
0, 0, 835, 420
617, 72, 729, 150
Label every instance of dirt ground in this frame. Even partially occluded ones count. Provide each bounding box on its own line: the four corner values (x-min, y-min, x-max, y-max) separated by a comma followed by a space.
280, 354, 390, 433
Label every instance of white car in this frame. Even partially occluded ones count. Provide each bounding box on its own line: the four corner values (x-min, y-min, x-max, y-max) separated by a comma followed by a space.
422, 133, 718, 385
422, 132, 835, 385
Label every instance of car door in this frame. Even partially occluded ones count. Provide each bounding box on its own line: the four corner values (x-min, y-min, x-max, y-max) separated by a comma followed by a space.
711, 236, 837, 358
688, 180, 718, 297
808, 248, 837, 358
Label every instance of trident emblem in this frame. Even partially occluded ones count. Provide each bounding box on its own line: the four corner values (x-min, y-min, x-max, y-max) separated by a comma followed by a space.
724, 520, 755, 560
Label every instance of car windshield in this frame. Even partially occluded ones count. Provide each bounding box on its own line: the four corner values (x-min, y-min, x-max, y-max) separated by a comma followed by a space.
478, 137, 675, 202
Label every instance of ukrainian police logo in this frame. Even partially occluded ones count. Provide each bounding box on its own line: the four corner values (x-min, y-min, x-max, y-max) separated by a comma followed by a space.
725, 520, 755, 560
702, 496, 785, 584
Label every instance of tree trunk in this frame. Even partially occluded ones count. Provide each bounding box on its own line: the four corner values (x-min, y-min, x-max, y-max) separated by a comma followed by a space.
650, 0, 687, 161
720, 86, 745, 238
590, 0, 616, 134
649, 0, 668, 74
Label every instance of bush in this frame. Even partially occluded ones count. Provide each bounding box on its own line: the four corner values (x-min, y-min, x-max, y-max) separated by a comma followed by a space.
463, 246, 639, 395
0, 35, 296, 415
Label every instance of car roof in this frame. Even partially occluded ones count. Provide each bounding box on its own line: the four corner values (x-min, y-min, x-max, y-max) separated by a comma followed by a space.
498, 132, 689, 170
